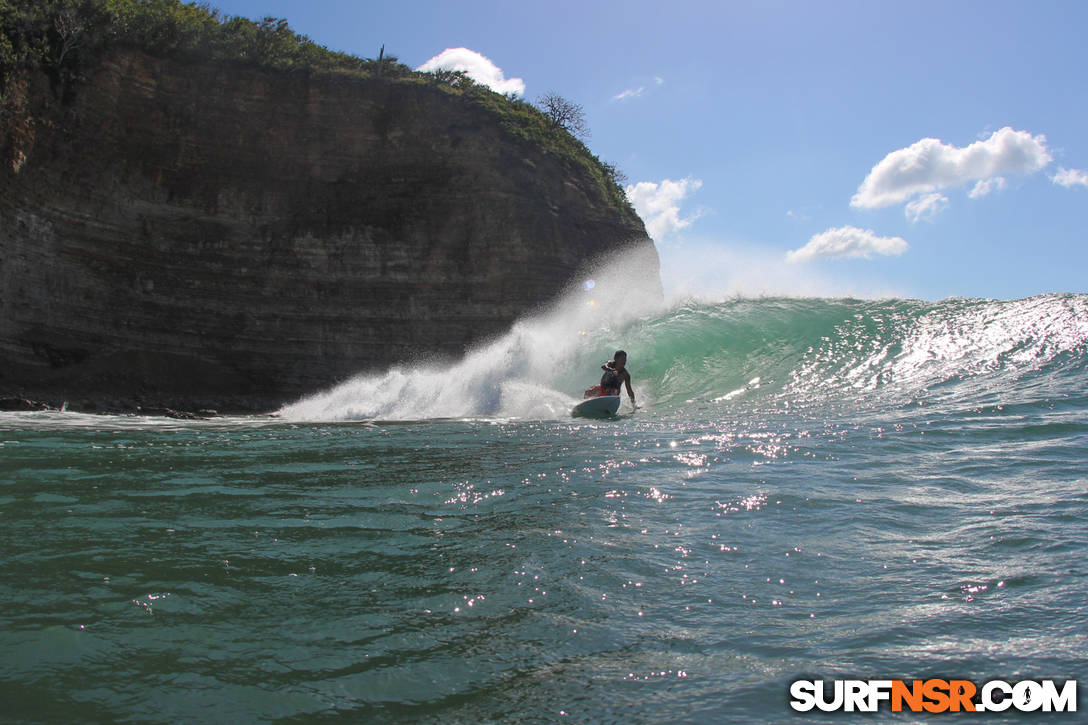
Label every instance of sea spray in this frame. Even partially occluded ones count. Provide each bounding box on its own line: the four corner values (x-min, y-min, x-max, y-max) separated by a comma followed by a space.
279, 248, 665, 421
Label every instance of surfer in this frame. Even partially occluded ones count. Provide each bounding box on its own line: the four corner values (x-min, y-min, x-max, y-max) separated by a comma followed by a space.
585, 350, 636, 408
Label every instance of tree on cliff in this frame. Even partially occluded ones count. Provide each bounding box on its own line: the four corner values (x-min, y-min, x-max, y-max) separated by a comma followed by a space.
537, 92, 589, 140
51, 5, 86, 66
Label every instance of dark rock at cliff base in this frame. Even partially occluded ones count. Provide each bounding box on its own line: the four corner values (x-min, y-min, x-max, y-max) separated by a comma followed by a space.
0, 50, 660, 413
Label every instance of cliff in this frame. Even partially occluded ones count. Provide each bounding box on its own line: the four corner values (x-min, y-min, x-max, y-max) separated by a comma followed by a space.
0, 46, 659, 413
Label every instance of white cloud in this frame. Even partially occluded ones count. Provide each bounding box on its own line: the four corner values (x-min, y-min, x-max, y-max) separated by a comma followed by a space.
786, 226, 908, 263
613, 86, 645, 102
1052, 167, 1088, 188
416, 48, 525, 96
851, 127, 1052, 210
786, 204, 822, 222
905, 192, 949, 223
612, 76, 664, 102
967, 176, 1006, 199
625, 178, 703, 241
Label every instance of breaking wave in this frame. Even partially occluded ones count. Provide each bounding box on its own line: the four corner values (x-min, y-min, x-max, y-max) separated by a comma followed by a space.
280, 291, 1088, 421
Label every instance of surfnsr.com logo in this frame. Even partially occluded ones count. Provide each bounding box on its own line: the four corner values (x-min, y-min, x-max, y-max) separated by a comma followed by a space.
789, 679, 1077, 713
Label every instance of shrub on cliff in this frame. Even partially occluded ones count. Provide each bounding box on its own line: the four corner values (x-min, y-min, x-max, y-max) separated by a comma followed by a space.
0, 0, 390, 82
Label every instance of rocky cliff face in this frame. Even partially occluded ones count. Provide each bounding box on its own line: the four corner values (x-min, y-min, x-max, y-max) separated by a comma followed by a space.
0, 49, 659, 412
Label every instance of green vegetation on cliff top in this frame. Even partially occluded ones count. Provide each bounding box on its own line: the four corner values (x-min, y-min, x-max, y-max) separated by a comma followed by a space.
0, 0, 634, 215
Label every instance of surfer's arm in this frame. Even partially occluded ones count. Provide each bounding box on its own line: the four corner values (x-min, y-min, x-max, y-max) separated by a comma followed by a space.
623, 373, 635, 405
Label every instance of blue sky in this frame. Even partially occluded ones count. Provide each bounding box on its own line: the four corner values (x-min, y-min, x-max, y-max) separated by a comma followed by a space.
210, 0, 1087, 300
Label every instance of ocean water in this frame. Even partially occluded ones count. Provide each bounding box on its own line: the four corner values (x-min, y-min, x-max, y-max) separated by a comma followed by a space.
2, 292, 1087, 723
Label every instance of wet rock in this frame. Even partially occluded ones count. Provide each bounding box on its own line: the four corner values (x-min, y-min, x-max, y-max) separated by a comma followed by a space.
0, 397, 52, 411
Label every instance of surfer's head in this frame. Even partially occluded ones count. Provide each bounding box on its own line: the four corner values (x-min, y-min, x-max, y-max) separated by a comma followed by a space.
613, 350, 627, 370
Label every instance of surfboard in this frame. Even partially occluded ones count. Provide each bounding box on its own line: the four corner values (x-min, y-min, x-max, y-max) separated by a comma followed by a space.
572, 395, 621, 418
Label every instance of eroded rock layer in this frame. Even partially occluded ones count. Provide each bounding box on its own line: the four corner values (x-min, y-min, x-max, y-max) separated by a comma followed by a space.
0, 50, 659, 412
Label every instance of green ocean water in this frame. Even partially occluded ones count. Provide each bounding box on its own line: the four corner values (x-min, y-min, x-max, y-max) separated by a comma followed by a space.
2, 295, 1087, 722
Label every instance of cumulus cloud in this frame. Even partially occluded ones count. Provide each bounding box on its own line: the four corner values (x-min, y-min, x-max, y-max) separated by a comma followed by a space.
417, 48, 525, 96
851, 127, 1052, 210
786, 226, 908, 263
1052, 167, 1088, 188
625, 177, 703, 241
905, 192, 949, 223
